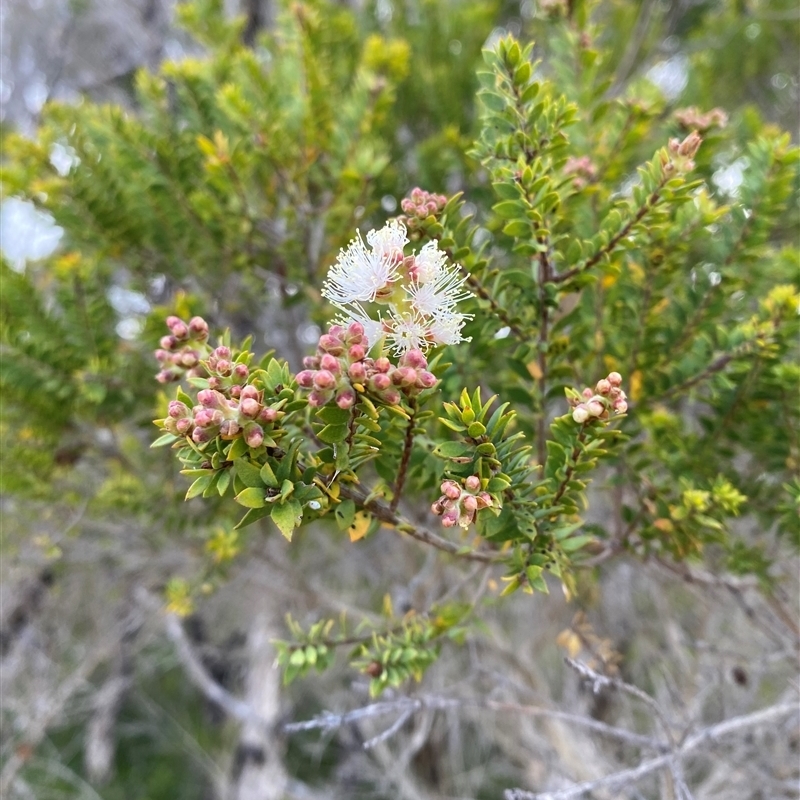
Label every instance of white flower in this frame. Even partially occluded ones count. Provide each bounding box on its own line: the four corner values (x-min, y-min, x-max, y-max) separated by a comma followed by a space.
322, 230, 400, 305
413, 240, 448, 284
406, 265, 470, 317
366, 219, 408, 261
428, 310, 472, 346
386, 310, 430, 355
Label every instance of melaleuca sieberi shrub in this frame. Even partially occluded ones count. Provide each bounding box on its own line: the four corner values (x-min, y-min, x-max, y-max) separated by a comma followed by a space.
2, 1, 798, 699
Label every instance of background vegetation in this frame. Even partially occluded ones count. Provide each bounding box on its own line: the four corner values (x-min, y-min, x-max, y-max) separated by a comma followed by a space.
1, 1, 798, 798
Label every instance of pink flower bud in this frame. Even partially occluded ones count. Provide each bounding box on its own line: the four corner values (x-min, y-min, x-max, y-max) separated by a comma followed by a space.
160, 335, 177, 350
207, 376, 222, 390
614, 399, 628, 414
431, 500, 445, 515
244, 425, 264, 448
346, 321, 365, 342
216, 359, 232, 376
328, 324, 345, 338
465, 475, 481, 492
417, 371, 438, 389
582, 387, 594, 399
313, 370, 336, 390
374, 357, 391, 374
441, 510, 459, 528
318, 334, 344, 355
180, 351, 199, 368
166, 315, 181, 329
383, 390, 401, 405
348, 362, 367, 382
595, 379, 611, 395
154, 349, 170, 362
371, 373, 391, 391
240, 385, 259, 401
319, 353, 340, 372
573, 406, 590, 424
240, 398, 260, 418
168, 401, 188, 419
199, 389, 225, 409
233, 363, 249, 381
393, 367, 417, 387
477, 492, 493, 509
156, 370, 174, 384
175, 417, 193, 435
348, 344, 366, 362
336, 390, 356, 409
462, 495, 478, 512
214, 346, 231, 360
400, 349, 427, 370
307, 391, 328, 407
189, 316, 209, 339
296, 370, 315, 388
170, 321, 189, 340
259, 407, 278, 424
230, 385, 242, 399
220, 419, 240, 438
587, 400, 604, 417
442, 480, 461, 500
608, 372, 622, 387
303, 355, 321, 370
192, 427, 211, 443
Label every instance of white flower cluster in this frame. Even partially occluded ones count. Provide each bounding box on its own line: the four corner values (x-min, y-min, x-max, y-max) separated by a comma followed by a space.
322, 220, 472, 355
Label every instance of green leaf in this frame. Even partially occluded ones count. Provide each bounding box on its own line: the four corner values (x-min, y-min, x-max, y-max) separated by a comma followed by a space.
235, 487, 266, 508
234, 458, 264, 488
260, 462, 278, 488
317, 423, 349, 444
272, 499, 302, 541
335, 498, 356, 531
152, 433, 179, 448
561, 534, 595, 552
432, 441, 473, 459
186, 474, 213, 500
316, 405, 352, 425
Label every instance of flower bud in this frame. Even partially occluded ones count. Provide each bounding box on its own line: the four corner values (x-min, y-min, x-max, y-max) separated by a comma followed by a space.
318, 334, 344, 355
303, 355, 321, 370
477, 492, 493, 509
175, 417, 193, 435
336, 390, 356, 409
166, 315, 181, 329
587, 400, 605, 417
462, 495, 478, 512
170, 321, 189, 340
220, 419, 240, 438
160, 335, 177, 350
240, 398, 260, 418
216, 359, 232, 376
244, 423, 264, 448
156, 369, 175, 384
595, 379, 611, 395
307, 390, 328, 408
441, 510, 459, 528
582, 387, 594, 399
431, 500, 445, 515
198, 389, 223, 408
230, 385, 242, 399
614, 399, 628, 414
383, 390, 401, 406
608, 372, 622, 387
393, 367, 417, 387
371, 373, 391, 391
573, 406, 590, 424
180, 351, 199, 368
348, 362, 367, 382
192, 427, 211, 443
346, 321, 365, 342
313, 370, 336, 390
214, 346, 231, 360
240, 384, 259, 401
442, 480, 461, 500
319, 353, 340, 372
417, 371, 438, 389
400, 349, 427, 370
207, 376, 222, 390
374, 357, 391, 374
189, 316, 209, 339
296, 370, 315, 388
168, 400, 189, 419
348, 344, 366, 362
259, 407, 278, 424
233, 363, 249, 381
465, 475, 481, 492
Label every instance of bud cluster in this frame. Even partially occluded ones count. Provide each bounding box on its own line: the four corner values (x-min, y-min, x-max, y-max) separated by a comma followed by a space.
664, 131, 702, 174
164, 383, 282, 449
398, 187, 448, 228
563, 155, 597, 189
155, 315, 210, 383
296, 322, 438, 409
569, 372, 627, 424
674, 107, 728, 132
431, 475, 493, 529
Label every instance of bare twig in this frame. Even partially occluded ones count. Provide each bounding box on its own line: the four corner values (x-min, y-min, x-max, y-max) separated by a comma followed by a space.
504, 700, 799, 800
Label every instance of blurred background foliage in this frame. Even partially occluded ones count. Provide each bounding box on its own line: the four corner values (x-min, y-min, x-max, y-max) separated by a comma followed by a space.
0, 0, 798, 798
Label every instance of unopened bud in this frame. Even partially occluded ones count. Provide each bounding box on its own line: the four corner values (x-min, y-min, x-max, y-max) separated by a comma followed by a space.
465, 475, 481, 492
313, 370, 336, 390
175, 417, 193, 435
170, 321, 188, 340
614, 398, 628, 414
168, 400, 189, 419
442, 480, 461, 500
240, 398, 260, 418
336, 390, 356, 409
348, 344, 366, 362
216, 360, 232, 376
230, 385, 242, 399
374, 357, 391, 374
303, 355, 321, 370
233, 363, 249, 381
220, 419, 241, 438
587, 400, 605, 417
383, 390, 401, 405
608, 372, 622, 387
244, 424, 264, 448
180, 351, 199, 368
348, 362, 367, 382
160, 335, 177, 351
240, 385, 259, 401
318, 334, 344, 355
441, 510, 459, 528
417, 371, 437, 389
189, 316, 209, 339
573, 406, 590, 424
259, 407, 278, 424
319, 353, 340, 372
214, 346, 231, 360
296, 370, 315, 388
400, 349, 427, 370
156, 370, 174, 384
596, 379, 611, 395
192, 427, 211, 443
462, 495, 478, 512
371, 373, 391, 391
197, 389, 223, 408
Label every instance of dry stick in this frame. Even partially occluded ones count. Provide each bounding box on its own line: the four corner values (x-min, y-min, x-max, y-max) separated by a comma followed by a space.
503, 700, 800, 800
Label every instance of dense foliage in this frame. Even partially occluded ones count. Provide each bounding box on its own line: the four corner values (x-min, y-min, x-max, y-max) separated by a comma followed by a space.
1, 0, 798, 797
